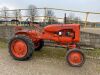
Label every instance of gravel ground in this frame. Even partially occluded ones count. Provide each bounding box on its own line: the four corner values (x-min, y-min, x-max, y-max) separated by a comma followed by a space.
0, 48, 100, 75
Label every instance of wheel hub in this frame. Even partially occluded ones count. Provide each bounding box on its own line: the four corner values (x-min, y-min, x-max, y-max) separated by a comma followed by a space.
11, 40, 28, 58
68, 52, 82, 65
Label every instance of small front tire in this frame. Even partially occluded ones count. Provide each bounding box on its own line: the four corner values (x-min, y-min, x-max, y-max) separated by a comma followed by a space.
66, 48, 85, 67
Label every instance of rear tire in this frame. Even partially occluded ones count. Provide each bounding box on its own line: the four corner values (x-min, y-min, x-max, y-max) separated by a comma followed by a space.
66, 48, 85, 67
8, 35, 34, 61
34, 40, 44, 51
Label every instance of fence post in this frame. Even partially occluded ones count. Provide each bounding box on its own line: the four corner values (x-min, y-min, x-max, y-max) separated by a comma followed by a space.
64, 13, 67, 24
44, 8, 47, 25
84, 12, 89, 28
94, 23, 96, 28
15, 10, 18, 25
18, 9, 21, 26
4, 10, 7, 26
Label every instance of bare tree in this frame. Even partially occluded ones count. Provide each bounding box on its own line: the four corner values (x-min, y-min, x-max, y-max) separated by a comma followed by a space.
45, 9, 54, 17
1, 6, 9, 19
13, 10, 18, 20
68, 13, 75, 20
65, 13, 81, 24
45, 9, 57, 24
13, 10, 21, 20
74, 17, 81, 23
27, 5, 37, 22
12, 10, 21, 25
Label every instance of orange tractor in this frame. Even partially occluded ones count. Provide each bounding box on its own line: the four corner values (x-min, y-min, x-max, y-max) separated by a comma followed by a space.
8, 24, 85, 67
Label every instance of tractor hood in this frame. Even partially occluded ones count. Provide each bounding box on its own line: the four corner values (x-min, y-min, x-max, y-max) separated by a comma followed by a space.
44, 24, 80, 32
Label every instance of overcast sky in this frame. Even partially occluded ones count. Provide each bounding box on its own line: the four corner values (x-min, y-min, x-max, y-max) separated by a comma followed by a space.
0, 0, 100, 22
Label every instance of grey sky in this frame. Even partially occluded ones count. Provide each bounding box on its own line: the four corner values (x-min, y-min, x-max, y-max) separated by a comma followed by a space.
0, 0, 100, 22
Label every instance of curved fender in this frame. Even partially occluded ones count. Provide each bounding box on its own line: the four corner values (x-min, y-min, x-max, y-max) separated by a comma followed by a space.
15, 30, 40, 42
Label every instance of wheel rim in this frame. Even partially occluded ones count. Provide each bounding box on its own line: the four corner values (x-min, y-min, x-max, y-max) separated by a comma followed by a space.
68, 52, 83, 65
11, 39, 28, 58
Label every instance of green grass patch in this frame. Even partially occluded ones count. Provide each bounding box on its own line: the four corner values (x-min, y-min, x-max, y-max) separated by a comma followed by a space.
34, 47, 66, 59
83, 49, 100, 57
34, 47, 100, 59
0, 38, 7, 48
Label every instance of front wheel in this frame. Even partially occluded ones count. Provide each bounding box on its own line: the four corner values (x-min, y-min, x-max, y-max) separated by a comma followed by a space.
66, 48, 85, 67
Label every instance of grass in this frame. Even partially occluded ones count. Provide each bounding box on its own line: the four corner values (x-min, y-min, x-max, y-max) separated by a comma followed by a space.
0, 38, 7, 48
83, 49, 100, 58
0, 39, 100, 59
34, 47, 66, 60
34, 47, 100, 59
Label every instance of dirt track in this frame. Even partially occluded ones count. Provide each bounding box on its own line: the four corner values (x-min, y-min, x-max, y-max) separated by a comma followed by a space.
0, 48, 100, 75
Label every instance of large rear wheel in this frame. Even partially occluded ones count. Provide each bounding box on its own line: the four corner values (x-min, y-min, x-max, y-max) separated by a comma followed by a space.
9, 35, 34, 61
66, 48, 85, 67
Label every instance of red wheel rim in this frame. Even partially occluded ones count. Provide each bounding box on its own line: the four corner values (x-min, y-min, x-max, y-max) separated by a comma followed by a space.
68, 52, 83, 65
11, 39, 28, 58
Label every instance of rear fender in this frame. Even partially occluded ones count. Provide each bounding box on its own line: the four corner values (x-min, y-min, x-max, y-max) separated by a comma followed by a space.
15, 31, 39, 42
15, 32, 29, 36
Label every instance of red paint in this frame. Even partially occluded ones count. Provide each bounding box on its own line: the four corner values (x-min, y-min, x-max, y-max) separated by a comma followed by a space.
15, 24, 80, 48
11, 39, 28, 58
68, 52, 82, 65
